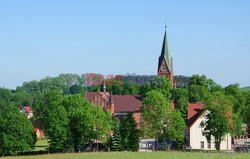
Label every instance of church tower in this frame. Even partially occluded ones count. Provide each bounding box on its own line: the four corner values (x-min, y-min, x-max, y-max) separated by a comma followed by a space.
157, 28, 175, 88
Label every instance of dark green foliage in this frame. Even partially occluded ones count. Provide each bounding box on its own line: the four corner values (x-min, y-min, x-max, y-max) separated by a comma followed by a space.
0, 103, 36, 156
225, 84, 246, 114
69, 84, 85, 95
39, 90, 69, 152
123, 81, 140, 95
171, 88, 188, 120
120, 112, 139, 151
111, 118, 122, 151
0, 87, 12, 103
225, 84, 246, 136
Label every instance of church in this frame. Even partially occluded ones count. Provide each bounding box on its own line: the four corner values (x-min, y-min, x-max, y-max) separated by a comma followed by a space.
85, 29, 174, 125
85, 29, 232, 150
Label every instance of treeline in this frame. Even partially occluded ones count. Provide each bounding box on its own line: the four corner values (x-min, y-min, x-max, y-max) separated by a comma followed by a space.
0, 73, 250, 155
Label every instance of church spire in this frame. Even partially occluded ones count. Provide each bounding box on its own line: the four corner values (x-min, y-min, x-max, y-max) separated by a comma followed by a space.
157, 25, 174, 88
158, 28, 172, 72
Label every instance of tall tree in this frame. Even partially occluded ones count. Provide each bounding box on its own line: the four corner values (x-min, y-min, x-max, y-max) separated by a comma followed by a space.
0, 103, 36, 156
201, 92, 232, 150
91, 106, 112, 151
141, 90, 170, 139
39, 90, 69, 152
188, 74, 212, 103
164, 110, 186, 149
120, 112, 139, 151
171, 88, 188, 120
62, 94, 94, 151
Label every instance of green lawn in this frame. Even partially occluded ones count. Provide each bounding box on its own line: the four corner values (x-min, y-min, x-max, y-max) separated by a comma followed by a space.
4, 152, 250, 159
34, 139, 49, 151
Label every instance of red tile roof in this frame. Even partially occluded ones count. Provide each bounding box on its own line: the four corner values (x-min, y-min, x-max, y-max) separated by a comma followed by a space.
85, 92, 142, 113
23, 106, 32, 113
113, 95, 142, 112
187, 102, 205, 130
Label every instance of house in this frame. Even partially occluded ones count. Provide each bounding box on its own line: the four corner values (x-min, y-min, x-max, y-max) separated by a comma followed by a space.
21, 106, 33, 119
21, 106, 44, 139
85, 91, 142, 125
185, 102, 232, 150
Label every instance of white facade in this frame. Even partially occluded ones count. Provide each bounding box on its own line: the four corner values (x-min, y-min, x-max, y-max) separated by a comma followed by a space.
186, 111, 232, 150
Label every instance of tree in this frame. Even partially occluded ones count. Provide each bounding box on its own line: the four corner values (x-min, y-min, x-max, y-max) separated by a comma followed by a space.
91, 106, 112, 151
164, 110, 186, 149
150, 76, 172, 99
62, 94, 94, 151
0, 103, 36, 156
188, 75, 213, 103
123, 81, 140, 95
141, 90, 170, 139
171, 88, 188, 120
120, 112, 139, 151
111, 118, 122, 151
39, 90, 69, 152
225, 84, 246, 114
200, 92, 232, 150
0, 87, 12, 103
69, 84, 85, 95
225, 84, 246, 136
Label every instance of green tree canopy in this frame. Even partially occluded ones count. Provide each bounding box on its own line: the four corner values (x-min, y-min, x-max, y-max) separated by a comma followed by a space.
120, 112, 139, 151
171, 88, 188, 120
164, 109, 186, 149
39, 90, 69, 152
141, 90, 170, 138
0, 103, 36, 156
201, 91, 232, 150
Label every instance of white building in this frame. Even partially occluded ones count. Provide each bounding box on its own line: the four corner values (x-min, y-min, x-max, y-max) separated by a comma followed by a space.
186, 102, 232, 150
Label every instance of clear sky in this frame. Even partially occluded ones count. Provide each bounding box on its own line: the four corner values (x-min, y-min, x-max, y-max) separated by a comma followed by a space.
0, 0, 250, 89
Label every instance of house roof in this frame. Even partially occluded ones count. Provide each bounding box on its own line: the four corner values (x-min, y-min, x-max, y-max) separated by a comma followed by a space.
187, 102, 205, 130
113, 95, 142, 112
85, 92, 142, 113
23, 106, 32, 113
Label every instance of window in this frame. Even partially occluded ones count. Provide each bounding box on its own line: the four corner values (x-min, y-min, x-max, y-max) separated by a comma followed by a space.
200, 141, 204, 149
208, 142, 211, 149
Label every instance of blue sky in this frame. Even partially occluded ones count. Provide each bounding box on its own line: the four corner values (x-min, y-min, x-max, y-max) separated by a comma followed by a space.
0, 0, 250, 89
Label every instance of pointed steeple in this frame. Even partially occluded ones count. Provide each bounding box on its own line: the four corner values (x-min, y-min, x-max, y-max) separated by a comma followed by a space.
158, 29, 172, 72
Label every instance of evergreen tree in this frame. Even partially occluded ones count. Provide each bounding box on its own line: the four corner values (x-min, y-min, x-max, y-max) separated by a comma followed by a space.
0, 103, 36, 156
111, 118, 122, 151
120, 112, 139, 151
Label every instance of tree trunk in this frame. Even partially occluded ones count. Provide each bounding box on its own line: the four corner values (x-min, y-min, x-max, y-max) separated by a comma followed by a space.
215, 139, 221, 151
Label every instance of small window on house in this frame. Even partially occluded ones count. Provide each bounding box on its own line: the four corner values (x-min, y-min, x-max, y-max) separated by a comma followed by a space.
208, 142, 211, 149
200, 141, 204, 149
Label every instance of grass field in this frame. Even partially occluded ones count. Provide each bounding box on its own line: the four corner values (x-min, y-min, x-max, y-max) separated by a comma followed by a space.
4, 152, 250, 159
